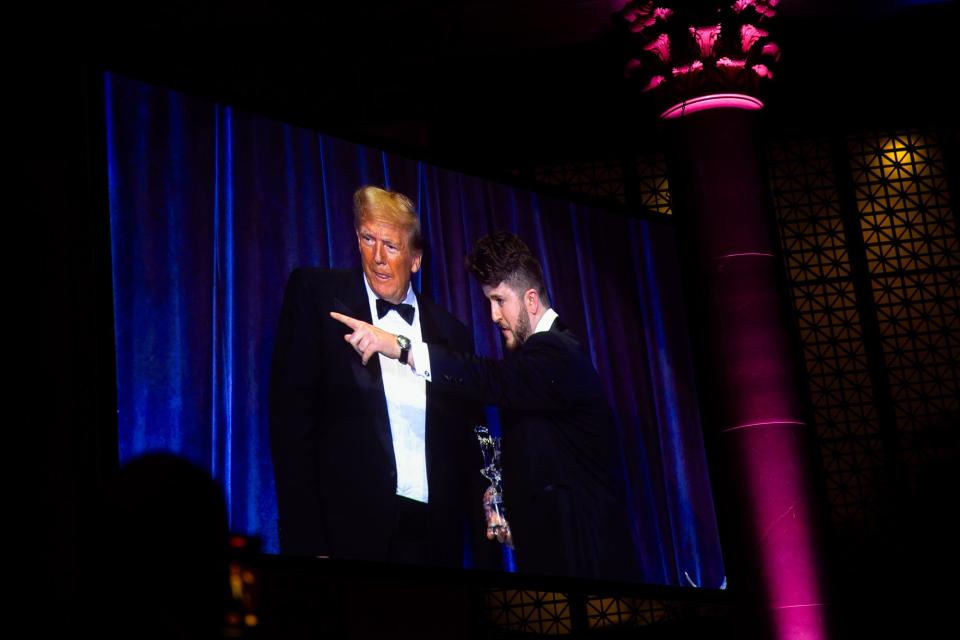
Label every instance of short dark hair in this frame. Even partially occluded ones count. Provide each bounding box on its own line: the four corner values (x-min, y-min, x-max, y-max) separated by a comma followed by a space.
465, 231, 550, 306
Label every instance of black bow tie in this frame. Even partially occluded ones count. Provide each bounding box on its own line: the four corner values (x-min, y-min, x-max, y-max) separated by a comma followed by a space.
376, 298, 415, 325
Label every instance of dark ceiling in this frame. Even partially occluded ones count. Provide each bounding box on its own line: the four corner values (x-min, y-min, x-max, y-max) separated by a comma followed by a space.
49, 0, 956, 171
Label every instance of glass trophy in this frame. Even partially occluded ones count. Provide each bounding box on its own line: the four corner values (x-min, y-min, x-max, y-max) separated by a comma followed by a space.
475, 425, 511, 546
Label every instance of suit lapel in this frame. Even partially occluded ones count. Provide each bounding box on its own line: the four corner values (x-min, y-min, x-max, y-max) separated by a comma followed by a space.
549, 316, 568, 335
417, 295, 440, 345
417, 294, 451, 494
336, 270, 384, 388
337, 270, 394, 466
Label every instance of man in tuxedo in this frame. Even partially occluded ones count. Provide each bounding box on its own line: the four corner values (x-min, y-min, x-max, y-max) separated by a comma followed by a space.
332, 231, 638, 581
269, 186, 481, 566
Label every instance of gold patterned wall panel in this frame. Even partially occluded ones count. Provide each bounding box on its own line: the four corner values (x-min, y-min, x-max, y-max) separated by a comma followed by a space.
767, 138, 886, 527
529, 155, 672, 215
584, 596, 669, 629
483, 590, 572, 635
480, 589, 735, 635
847, 130, 960, 482
635, 155, 673, 215
533, 160, 626, 203
768, 140, 851, 282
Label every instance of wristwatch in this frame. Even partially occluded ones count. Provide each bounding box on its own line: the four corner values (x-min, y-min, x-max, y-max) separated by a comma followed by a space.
396, 334, 411, 365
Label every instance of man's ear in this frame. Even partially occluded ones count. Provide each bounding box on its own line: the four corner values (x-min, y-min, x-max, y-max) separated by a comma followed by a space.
525, 288, 540, 315
411, 252, 423, 274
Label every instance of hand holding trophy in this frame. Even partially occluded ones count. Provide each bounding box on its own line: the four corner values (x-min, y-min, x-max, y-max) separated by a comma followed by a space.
475, 425, 513, 548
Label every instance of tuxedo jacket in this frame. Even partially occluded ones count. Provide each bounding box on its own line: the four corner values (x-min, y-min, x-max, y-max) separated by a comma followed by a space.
427, 319, 639, 581
269, 268, 481, 566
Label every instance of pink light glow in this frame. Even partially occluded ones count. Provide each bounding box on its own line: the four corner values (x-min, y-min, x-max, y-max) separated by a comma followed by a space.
625, 58, 643, 78
741, 23, 769, 52
659, 93, 764, 119
642, 75, 666, 92
644, 33, 671, 62
671, 91, 822, 640
624, 2, 673, 33
717, 57, 747, 69
628, 15, 658, 33
690, 24, 722, 58
752, 64, 774, 79
761, 42, 782, 60
718, 252, 775, 259
732, 0, 778, 18
773, 606, 827, 640
672, 60, 704, 76
721, 420, 805, 433
734, 427, 828, 639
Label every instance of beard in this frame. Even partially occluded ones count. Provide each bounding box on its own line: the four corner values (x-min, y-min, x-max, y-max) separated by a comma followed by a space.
505, 310, 532, 351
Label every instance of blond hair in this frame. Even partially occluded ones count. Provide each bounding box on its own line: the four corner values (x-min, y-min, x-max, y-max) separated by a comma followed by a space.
353, 186, 423, 252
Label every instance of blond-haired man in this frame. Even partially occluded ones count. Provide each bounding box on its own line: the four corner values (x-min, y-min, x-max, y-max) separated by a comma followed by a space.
270, 186, 482, 567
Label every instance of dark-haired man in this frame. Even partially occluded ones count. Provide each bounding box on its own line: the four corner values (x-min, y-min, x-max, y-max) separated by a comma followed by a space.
269, 186, 483, 567
332, 231, 638, 581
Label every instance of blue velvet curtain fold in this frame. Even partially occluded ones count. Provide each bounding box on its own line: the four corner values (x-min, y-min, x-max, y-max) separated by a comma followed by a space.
105, 72, 724, 587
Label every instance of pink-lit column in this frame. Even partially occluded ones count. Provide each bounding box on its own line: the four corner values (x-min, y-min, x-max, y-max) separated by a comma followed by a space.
662, 99, 828, 639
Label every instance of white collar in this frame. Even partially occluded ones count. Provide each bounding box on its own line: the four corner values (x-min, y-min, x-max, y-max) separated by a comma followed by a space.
362, 272, 418, 311
533, 308, 558, 335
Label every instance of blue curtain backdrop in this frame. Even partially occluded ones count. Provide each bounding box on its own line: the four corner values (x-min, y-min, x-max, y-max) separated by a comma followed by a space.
104, 72, 724, 587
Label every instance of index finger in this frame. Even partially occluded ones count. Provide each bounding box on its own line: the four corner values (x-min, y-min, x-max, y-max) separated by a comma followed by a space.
330, 311, 362, 329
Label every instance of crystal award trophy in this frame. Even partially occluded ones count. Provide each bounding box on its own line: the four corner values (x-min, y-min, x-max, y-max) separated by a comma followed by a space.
475, 425, 511, 546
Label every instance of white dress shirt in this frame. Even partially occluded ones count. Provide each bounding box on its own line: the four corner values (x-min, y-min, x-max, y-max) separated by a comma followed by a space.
533, 308, 559, 335
363, 275, 429, 503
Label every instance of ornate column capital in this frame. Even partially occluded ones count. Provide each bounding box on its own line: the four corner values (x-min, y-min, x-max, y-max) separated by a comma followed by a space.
615, 0, 781, 118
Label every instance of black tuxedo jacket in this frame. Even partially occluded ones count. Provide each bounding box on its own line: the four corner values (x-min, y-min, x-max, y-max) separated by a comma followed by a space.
269, 268, 481, 565
427, 319, 639, 581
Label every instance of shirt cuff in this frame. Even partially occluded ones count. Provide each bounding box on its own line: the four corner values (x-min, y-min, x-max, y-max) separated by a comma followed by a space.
410, 342, 432, 381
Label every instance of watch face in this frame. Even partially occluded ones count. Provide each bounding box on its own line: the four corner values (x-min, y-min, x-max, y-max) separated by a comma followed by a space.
397, 335, 411, 350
